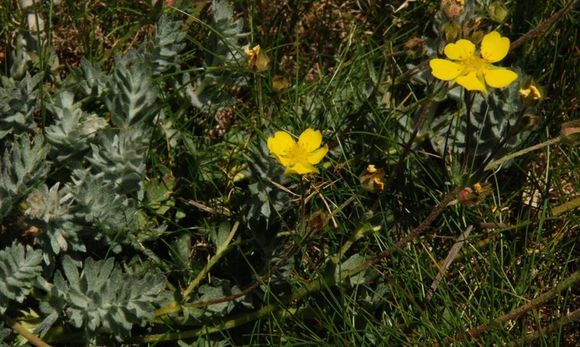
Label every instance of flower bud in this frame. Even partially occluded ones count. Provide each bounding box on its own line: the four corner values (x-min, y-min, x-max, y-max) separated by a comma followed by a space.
441, 0, 464, 20
359, 164, 386, 193
442, 22, 461, 42
404, 37, 426, 58
272, 75, 290, 92
488, 1, 509, 23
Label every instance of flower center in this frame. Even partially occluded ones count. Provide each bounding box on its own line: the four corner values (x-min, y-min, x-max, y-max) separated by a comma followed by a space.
462, 54, 489, 74
287, 143, 309, 164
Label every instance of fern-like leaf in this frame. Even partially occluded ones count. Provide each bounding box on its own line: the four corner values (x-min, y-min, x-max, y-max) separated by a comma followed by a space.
67, 170, 136, 243
51, 256, 167, 338
0, 73, 42, 139
0, 134, 49, 222
0, 243, 43, 313
105, 59, 158, 129
24, 183, 86, 259
148, 16, 186, 76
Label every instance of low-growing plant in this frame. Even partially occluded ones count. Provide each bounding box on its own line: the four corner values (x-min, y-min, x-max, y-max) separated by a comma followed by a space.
0, 0, 577, 345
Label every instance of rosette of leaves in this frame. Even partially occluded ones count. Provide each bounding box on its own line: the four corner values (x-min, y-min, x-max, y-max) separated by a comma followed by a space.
45, 91, 108, 162
0, 134, 48, 222
46, 256, 167, 340
0, 73, 42, 139
24, 183, 86, 261
87, 128, 147, 196
66, 169, 137, 250
0, 243, 43, 314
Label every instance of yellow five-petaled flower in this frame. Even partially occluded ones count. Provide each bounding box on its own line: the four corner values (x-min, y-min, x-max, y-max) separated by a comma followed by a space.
267, 128, 329, 175
430, 31, 518, 92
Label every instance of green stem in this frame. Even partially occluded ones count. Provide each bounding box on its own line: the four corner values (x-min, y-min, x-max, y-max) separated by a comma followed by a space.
181, 221, 240, 300
484, 136, 561, 171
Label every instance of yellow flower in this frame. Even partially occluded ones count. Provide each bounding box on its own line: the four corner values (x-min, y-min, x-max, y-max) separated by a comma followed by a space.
267, 128, 328, 175
429, 31, 518, 92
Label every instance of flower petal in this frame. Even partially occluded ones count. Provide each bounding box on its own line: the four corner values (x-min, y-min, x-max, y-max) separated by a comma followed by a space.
444, 39, 476, 60
267, 131, 295, 165
430, 59, 464, 81
307, 145, 328, 165
480, 31, 510, 63
483, 67, 518, 88
287, 162, 318, 175
298, 128, 323, 152
455, 71, 486, 91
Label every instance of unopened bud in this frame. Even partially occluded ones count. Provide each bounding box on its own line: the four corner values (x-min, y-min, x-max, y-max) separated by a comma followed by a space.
441, 0, 464, 20
442, 22, 461, 42
488, 1, 509, 23
404, 37, 426, 58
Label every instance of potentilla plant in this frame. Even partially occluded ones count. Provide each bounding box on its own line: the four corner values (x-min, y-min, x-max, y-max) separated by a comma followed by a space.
266, 128, 329, 237
401, 0, 542, 188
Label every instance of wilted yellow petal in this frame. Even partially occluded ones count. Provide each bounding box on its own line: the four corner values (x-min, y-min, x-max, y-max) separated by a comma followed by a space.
483, 67, 518, 88
298, 128, 323, 152
444, 39, 476, 60
307, 145, 328, 165
519, 83, 542, 100
480, 31, 510, 63
255, 50, 270, 72
430, 59, 463, 81
456, 71, 486, 91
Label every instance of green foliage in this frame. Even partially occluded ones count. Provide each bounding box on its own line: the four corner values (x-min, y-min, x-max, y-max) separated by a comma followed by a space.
0, 0, 576, 345
0, 73, 42, 139
243, 142, 289, 229
45, 91, 107, 162
186, 0, 247, 110
24, 183, 85, 257
0, 243, 43, 313
429, 74, 534, 166
0, 134, 48, 222
147, 16, 187, 76
105, 58, 158, 130
47, 256, 167, 339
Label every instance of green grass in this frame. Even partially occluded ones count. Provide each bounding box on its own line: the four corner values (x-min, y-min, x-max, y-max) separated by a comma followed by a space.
0, 0, 578, 345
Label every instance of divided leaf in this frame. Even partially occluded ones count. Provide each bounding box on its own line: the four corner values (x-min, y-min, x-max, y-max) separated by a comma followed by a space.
51, 256, 167, 338
0, 243, 42, 313
0, 134, 48, 222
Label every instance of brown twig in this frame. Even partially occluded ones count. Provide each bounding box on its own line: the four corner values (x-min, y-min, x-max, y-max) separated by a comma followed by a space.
2, 315, 52, 347
510, 0, 579, 51
345, 188, 459, 277
425, 225, 473, 302
506, 308, 580, 346
444, 270, 580, 343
